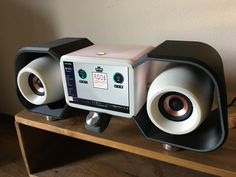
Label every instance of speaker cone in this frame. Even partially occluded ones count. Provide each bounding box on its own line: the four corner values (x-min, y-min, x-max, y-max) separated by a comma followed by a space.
28, 74, 45, 96
159, 92, 193, 121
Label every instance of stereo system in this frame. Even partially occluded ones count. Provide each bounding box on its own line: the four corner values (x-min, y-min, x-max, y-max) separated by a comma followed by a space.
15, 38, 228, 152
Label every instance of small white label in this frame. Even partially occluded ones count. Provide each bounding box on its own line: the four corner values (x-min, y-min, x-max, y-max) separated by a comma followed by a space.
92, 72, 108, 89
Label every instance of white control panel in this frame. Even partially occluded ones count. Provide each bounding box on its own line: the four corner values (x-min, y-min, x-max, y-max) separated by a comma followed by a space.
63, 61, 130, 114
60, 45, 152, 118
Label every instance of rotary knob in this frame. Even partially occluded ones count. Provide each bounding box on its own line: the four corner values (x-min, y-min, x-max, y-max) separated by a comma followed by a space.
86, 112, 101, 127
113, 73, 124, 84
78, 69, 87, 79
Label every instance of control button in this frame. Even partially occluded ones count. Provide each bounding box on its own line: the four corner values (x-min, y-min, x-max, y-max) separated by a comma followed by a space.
114, 85, 123, 89
78, 69, 87, 79
79, 80, 88, 84
113, 73, 124, 84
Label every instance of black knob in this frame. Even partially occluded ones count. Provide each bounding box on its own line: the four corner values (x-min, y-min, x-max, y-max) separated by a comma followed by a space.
113, 73, 124, 84
78, 69, 87, 79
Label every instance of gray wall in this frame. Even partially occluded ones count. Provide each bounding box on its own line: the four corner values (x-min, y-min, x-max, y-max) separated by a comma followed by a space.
0, 0, 236, 115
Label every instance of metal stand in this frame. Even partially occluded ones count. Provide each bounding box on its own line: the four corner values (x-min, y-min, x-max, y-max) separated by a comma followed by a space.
162, 144, 182, 152
45, 116, 57, 121
85, 111, 111, 133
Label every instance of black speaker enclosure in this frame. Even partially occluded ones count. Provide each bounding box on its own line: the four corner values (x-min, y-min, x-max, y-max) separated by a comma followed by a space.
15, 38, 94, 119
133, 40, 228, 152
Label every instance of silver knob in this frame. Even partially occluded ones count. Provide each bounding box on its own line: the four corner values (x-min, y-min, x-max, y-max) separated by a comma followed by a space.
86, 112, 101, 127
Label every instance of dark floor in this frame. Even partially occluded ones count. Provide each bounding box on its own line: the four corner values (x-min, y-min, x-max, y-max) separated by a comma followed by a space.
0, 114, 28, 177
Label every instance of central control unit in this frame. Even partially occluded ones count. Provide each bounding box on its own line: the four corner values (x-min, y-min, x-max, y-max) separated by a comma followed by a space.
60, 45, 152, 118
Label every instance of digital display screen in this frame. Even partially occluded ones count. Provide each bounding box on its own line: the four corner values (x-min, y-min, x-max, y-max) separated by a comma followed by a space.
63, 62, 77, 98
92, 72, 108, 89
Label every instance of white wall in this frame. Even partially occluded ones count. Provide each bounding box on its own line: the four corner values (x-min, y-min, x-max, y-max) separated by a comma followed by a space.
0, 0, 236, 114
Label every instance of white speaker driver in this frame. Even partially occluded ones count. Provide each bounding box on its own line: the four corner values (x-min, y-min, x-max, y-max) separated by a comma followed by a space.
147, 64, 213, 135
17, 56, 64, 105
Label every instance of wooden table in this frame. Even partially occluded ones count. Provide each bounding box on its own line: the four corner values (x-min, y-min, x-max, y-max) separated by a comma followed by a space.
15, 110, 236, 177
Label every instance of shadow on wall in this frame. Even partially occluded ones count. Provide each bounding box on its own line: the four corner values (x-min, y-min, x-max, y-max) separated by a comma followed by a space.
0, 0, 56, 115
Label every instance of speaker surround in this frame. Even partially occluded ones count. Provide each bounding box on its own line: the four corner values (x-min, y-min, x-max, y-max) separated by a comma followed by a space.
158, 92, 193, 121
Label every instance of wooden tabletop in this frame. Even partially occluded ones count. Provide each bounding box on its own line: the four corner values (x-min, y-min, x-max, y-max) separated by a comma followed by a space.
15, 109, 236, 177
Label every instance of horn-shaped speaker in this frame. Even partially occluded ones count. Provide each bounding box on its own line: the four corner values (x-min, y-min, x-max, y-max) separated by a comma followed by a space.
15, 38, 93, 119
133, 40, 228, 152
147, 64, 213, 135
